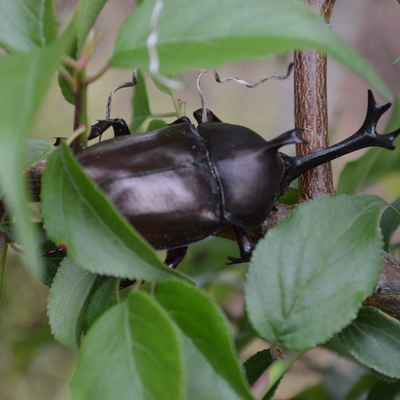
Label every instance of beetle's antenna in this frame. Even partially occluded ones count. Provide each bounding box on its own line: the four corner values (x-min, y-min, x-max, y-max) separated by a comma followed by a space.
212, 62, 294, 88
106, 69, 138, 119
196, 69, 208, 123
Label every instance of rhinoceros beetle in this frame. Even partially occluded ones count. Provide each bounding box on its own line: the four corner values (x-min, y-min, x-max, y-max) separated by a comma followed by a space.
77, 90, 399, 269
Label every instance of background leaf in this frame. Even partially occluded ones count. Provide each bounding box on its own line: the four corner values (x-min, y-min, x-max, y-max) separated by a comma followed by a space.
75, 0, 109, 52
41, 141, 188, 283
245, 195, 387, 350
70, 291, 184, 400
47, 257, 101, 349
154, 281, 253, 400
111, 0, 391, 99
0, 0, 58, 54
337, 97, 400, 195
339, 307, 400, 379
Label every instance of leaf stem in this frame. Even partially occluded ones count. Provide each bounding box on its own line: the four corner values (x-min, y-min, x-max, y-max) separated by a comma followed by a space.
171, 92, 183, 118
250, 350, 303, 399
86, 64, 109, 84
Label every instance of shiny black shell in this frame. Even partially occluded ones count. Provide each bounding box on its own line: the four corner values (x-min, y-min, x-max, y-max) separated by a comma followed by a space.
77, 121, 290, 250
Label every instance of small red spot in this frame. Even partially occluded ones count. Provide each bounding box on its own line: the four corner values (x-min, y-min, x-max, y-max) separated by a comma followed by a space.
58, 243, 68, 253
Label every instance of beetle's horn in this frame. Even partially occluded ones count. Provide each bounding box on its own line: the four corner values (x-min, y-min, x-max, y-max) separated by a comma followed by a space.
280, 90, 400, 191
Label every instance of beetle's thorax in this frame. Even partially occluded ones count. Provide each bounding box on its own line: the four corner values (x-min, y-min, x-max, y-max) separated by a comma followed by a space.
197, 122, 285, 230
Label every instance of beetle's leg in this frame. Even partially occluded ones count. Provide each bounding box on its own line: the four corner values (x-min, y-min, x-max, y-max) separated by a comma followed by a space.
227, 225, 255, 264
164, 247, 188, 269
280, 90, 400, 191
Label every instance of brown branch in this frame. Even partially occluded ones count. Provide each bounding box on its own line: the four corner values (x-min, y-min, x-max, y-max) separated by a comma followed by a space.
294, 0, 336, 200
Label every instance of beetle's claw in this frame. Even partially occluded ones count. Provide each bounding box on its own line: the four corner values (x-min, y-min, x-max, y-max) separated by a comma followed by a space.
226, 255, 243, 265
89, 118, 130, 140
89, 120, 114, 140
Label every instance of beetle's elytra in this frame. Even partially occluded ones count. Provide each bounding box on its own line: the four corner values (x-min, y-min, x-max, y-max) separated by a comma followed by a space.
77, 90, 400, 268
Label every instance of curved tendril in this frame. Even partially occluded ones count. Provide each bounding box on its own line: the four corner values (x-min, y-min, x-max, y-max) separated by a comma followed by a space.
196, 63, 294, 123
106, 69, 138, 119
196, 69, 208, 123
211, 62, 294, 88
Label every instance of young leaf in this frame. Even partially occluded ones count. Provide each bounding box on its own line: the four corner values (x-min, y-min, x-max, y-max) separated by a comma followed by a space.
41, 141, 188, 283
0, 28, 74, 278
245, 195, 387, 351
380, 198, 400, 251
339, 307, 400, 379
337, 97, 400, 195
154, 281, 253, 400
48, 257, 102, 349
0, 0, 58, 54
70, 291, 184, 400
111, 0, 391, 99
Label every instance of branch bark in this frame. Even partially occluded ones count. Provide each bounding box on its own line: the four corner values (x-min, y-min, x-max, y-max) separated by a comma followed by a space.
294, 0, 336, 200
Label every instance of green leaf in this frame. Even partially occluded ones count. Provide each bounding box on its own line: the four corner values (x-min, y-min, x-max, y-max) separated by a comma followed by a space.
131, 69, 152, 133
278, 187, 299, 205
152, 76, 174, 96
0, 0, 58, 54
0, 27, 74, 277
245, 195, 387, 351
345, 374, 379, 400
41, 141, 188, 283
83, 277, 118, 331
243, 350, 280, 400
337, 97, 400, 195
291, 384, 330, 400
367, 380, 400, 400
75, 0, 108, 52
380, 198, 400, 251
111, 0, 391, 99
70, 291, 183, 400
154, 281, 253, 400
48, 257, 102, 349
146, 119, 168, 132
339, 307, 400, 379
24, 138, 53, 169
243, 350, 274, 386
